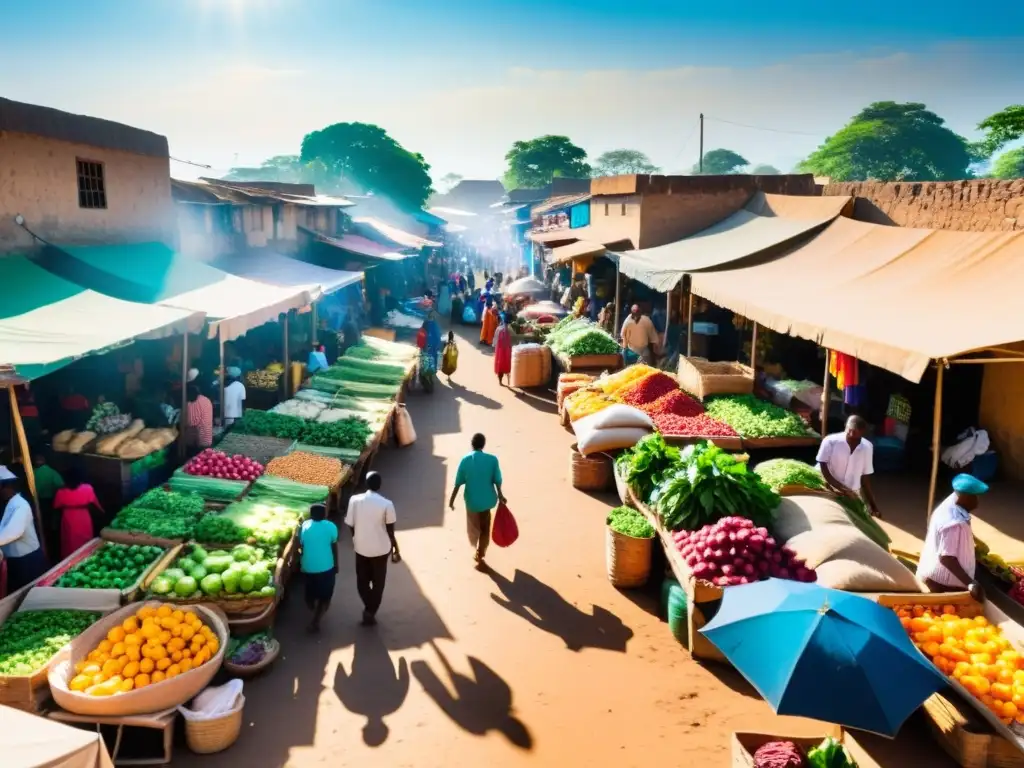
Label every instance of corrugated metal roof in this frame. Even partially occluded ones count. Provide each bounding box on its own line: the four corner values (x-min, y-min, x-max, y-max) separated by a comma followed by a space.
299, 226, 410, 261
352, 217, 441, 249
531, 193, 591, 216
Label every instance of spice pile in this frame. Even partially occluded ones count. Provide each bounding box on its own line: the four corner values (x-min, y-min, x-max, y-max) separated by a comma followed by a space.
617, 371, 679, 407
267, 451, 345, 489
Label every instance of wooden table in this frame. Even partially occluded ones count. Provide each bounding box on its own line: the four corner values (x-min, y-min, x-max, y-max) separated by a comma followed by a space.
47, 706, 177, 766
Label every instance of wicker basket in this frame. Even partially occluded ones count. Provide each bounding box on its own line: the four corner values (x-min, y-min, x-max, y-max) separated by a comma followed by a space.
570, 444, 612, 491
677, 357, 753, 400
185, 700, 244, 754
223, 639, 281, 679
510, 346, 551, 388
606, 526, 653, 588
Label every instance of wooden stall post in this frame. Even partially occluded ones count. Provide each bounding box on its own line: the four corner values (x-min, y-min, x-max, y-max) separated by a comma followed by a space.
218, 326, 226, 425
178, 331, 188, 460
311, 303, 318, 347
613, 263, 621, 341
926, 361, 945, 518
282, 313, 290, 399
750, 322, 759, 376
686, 291, 694, 357
820, 348, 832, 439
7, 386, 46, 560
663, 291, 671, 350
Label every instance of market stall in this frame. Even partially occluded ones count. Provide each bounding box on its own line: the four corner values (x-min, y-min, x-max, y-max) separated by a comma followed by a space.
3, 702, 115, 768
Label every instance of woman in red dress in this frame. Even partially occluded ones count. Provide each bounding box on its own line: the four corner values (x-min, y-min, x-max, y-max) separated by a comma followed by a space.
52, 468, 103, 559
493, 313, 512, 386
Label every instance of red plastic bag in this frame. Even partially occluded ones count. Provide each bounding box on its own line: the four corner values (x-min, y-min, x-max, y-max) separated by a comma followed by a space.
491, 502, 519, 548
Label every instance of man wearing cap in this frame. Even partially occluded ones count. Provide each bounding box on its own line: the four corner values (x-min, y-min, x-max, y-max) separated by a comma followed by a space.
222, 367, 246, 426
0, 466, 48, 591
917, 474, 988, 599
620, 304, 659, 364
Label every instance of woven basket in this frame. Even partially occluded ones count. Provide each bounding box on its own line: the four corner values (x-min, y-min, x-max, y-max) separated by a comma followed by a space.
606, 526, 653, 588
510, 346, 550, 388
676, 357, 753, 400
185, 702, 244, 754
223, 639, 280, 679
570, 444, 612, 491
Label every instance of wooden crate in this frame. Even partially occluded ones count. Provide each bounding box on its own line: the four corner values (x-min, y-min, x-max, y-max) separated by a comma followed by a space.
558, 352, 622, 372
732, 731, 877, 768
922, 690, 1024, 768
677, 357, 753, 401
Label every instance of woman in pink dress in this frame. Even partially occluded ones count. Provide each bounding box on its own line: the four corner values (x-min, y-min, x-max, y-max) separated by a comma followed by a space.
493, 313, 512, 386
52, 468, 102, 559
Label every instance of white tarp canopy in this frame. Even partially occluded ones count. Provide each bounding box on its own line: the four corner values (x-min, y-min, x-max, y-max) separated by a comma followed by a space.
212, 251, 362, 296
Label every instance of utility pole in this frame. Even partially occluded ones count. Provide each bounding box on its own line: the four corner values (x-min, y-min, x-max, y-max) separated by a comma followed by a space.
698, 113, 705, 174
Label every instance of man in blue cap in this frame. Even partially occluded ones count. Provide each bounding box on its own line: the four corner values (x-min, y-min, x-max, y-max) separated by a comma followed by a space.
917, 474, 988, 599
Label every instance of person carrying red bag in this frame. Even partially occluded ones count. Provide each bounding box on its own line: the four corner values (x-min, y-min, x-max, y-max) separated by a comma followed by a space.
449, 433, 506, 568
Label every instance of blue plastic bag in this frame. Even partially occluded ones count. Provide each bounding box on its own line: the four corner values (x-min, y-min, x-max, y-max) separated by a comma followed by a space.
462, 305, 478, 323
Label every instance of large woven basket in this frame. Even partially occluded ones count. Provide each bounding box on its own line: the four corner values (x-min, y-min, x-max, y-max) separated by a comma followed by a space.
185, 700, 244, 754
605, 526, 653, 588
510, 346, 551, 388
677, 356, 753, 400
570, 444, 612, 491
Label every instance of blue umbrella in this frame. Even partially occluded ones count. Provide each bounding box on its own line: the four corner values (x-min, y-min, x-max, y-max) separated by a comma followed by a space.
700, 579, 947, 736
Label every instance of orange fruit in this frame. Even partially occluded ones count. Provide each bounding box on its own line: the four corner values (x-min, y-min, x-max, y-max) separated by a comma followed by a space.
151, 671, 166, 684
139, 658, 155, 674
134, 673, 150, 688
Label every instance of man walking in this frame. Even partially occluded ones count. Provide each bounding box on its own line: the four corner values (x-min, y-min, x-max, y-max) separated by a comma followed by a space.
345, 472, 400, 626
449, 433, 505, 568
620, 304, 659, 364
299, 503, 338, 633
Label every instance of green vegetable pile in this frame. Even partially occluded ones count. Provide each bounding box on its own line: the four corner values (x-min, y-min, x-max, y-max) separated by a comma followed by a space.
753, 459, 827, 492
247, 475, 329, 505
56, 543, 164, 590
0, 610, 100, 675
234, 410, 308, 439
545, 318, 619, 356
290, 443, 362, 463
195, 501, 298, 551
704, 395, 811, 438
108, 489, 205, 540
807, 736, 857, 768
650, 441, 780, 531
169, 470, 249, 502
149, 543, 276, 601
320, 357, 408, 385
607, 506, 655, 538
345, 336, 418, 363
835, 495, 891, 549
308, 377, 399, 399
615, 433, 681, 501
235, 409, 372, 450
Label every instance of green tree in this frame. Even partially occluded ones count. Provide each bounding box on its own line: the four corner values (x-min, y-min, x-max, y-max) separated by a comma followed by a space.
978, 105, 1024, 155
593, 149, 660, 176
503, 135, 591, 188
750, 164, 781, 175
798, 102, 973, 182
300, 122, 433, 210
991, 147, 1024, 179
692, 149, 749, 175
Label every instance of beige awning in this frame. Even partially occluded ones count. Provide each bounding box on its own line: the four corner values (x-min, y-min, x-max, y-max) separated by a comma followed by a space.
689, 216, 1024, 382
3, 704, 114, 768
549, 240, 607, 263
614, 192, 852, 291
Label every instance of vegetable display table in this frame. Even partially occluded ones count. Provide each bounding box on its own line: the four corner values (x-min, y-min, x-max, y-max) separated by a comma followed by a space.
557, 352, 622, 373
660, 433, 744, 451
740, 434, 821, 450
47, 705, 177, 766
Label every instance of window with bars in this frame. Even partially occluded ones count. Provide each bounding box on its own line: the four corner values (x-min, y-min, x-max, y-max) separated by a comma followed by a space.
76, 159, 107, 209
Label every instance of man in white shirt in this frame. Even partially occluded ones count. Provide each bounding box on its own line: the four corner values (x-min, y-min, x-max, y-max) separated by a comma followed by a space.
345, 472, 400, 626
620, 304, 660, 363
816, 415, 882, 518
223, 366, 246, 425
0, 465, 48, 590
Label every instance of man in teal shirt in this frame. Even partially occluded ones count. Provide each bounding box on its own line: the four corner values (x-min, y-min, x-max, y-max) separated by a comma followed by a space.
299, 503, 338, 633
449, 433, 505, 567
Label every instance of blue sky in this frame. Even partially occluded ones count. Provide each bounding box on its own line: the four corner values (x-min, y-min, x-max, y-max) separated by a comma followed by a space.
3, 0, 1022, 181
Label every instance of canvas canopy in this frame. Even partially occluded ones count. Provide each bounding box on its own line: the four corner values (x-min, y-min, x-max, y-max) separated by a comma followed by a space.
0, 255, 202, 381
689, 216, 1024, 382
549, 240, 608, 264
2, 704, 114, 768
613, 193, 852, 292
44, 243, 313, 342
212, 250, 362, 295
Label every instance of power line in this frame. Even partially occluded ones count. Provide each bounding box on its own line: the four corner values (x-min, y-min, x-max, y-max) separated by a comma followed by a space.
703, 115, 820, 137
667, 120, 701, 170
170, 156, 214, 169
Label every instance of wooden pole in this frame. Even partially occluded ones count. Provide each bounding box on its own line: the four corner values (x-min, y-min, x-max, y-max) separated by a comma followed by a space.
282, 313, 290, 399
7, 386, 46, 560
179, 332, 188, 461
613, 263, 621, 341
311, 303, 319, 348
663, 291, 671, 351
926, 361, 945, 518
750, 322, 759, 376
820, 349, 832, 439
218, 326, 226, 426
686, 291, 694, 357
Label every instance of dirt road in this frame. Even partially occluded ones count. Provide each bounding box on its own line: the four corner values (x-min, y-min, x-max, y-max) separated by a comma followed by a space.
175, 327, 948, 767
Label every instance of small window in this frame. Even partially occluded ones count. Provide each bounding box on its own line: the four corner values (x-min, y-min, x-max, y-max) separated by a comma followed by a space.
621, 203, 626, 216
604, 203, 609, 216
76, 159, 106, 209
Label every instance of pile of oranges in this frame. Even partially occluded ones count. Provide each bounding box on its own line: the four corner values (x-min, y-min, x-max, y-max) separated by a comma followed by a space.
68, 604, 220, 697
894, 602, 1024, 726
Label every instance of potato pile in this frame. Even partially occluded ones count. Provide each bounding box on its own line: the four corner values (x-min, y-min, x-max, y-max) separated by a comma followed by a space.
68, 604, 219, 696
266, 451, 344, 488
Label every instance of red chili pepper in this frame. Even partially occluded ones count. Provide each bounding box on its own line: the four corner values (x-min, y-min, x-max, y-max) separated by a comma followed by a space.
641, 389, 705, 418
619, 372, 680, 407
652, 413, 738, 437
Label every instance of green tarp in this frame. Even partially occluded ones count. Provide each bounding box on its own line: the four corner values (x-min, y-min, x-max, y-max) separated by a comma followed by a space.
44, 243, 314, 341
0, 255, 200, 380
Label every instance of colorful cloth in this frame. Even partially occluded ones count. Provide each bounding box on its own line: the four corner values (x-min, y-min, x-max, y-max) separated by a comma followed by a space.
441, 342, 459, 376
53, 484, 100, 560
494, 325, 512, 376
34, 464, 65, 502
480, 307, 499, 346
187, 394, 214, 448
828, 351, 860, 390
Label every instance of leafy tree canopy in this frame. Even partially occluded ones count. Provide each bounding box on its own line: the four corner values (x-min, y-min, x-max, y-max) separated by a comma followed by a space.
991, 147, 1024, 179
750, 164, 781, 175
593, 149, 660, 176
693, 149, 749, 175
978, 105, 1024, 155
300, 122, 432, 211
504, 135, 591, 189
798, 102, 973, 182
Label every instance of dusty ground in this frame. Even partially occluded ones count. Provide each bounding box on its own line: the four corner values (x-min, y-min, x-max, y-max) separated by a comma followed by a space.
172, 326, 955, 767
